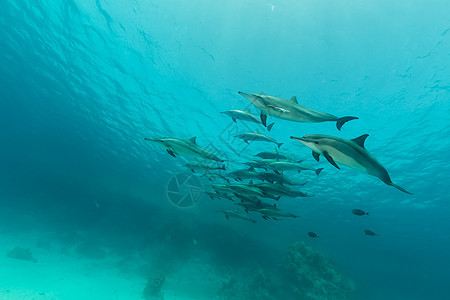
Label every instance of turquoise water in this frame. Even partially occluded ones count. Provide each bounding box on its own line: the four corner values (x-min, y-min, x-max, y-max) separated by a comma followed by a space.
1, 0, 449, 299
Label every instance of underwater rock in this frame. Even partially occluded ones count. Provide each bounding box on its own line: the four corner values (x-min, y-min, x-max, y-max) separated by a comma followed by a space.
247, 267, 277, 300
281, 242, 355, 300
142, 271, 166, 300
7, 247, 37, 263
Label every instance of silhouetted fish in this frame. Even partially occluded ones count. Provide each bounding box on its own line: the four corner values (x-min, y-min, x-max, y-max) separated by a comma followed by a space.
308, 232, 319, 238
352, 209, 369, 216
364, 229, 378, 236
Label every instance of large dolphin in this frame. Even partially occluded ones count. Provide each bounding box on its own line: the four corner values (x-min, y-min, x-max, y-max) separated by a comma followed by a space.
145, 137, 224, 162
255, 183, 313, 198
238, 91, 358, 130
290, 134, 412, 194
221, 110, 274, 131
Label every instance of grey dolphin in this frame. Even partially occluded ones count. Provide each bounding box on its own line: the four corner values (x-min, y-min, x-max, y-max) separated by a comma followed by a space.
217, 209, 257, 223
266, 161, 323, 176
221, 110, 274, 131
254, 149, 290, 160
290, 134, 412, 194
185, 161, 225, 173
255, 183, 313, 198
258, 205, 299, 220
234, 130, 283, 148
145, 136, 224, 162
238, 91, 358, 130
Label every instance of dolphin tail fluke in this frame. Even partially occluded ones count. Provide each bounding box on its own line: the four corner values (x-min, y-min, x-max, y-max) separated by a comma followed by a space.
336, 116, 359, 130
390, 183, 413, 195
277, 143, 283, 148
267, 123, 275, 131
315, 168, 324, 176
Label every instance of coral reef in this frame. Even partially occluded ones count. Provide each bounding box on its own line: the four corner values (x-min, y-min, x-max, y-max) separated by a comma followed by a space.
281, 242, 355, 300
7, 247, 37, 263
142, 271, 166, 300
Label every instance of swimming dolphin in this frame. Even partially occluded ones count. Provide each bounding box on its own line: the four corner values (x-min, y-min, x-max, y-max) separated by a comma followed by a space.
238, 91, 358, 130
255, 183, 313, 198
145, 137, 224, 162
290, 134, 412, 194
258, 205, 299, 220
221, 110, 274, 131
185, 161, 225, 173
254, 149, 290, 160
266, 161, 323, 176
217, 209, 257, 223
234, 130, 283, 148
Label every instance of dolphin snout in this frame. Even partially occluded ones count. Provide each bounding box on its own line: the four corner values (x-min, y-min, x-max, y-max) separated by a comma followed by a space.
290, 136, 307, 142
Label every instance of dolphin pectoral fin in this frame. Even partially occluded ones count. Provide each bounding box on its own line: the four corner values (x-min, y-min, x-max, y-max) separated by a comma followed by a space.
267, 123, 274, 131
277, 143, 283, 148
323, 151, 340, 169
260, 112, 267, 126
232, 118, 237, 123
390, 183, 413, 195
274, 170, 281, 175
336, 116, 358, 130
166, 149, 176, 157
315, 168, 324, 176
191, 169, 195, 173
312, 151, 320, 161
225, 215, 230, 221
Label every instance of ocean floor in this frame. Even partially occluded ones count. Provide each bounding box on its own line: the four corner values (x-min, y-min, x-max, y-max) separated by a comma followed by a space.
0, 230, 227, 300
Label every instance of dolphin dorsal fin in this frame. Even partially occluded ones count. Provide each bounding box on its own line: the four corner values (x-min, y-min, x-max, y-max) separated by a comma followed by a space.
273, 203, 277, 208
290, 96, 298, 104
249, 180, 254, 185
248, 167, 255, 171
260, 91, 266, 95
188, 137, 197, 144
352, 134, 369, 148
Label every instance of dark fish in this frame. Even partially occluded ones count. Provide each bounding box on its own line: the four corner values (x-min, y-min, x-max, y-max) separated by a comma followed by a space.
352, 209, 369, 216
307, 232, 319, 238
364, 229, 378, 236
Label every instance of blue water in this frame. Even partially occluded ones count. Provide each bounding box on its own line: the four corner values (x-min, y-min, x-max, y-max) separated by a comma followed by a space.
1, 0, 449, 299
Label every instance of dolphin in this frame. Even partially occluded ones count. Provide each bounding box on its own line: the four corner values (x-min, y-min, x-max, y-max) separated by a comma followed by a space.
254, 149, 290, 160
228, 182, 266, 197
290, 134, 412, 194
238, 91, 358, 130
185, 161, 225, 173
221, 110, 274, 131
217, 209, 257, 223
259, 172, 308, 186
255, 183, 313, 198
228, 168, 267, 181
234, 130, 283, 148
201, 173, 230, 183
243, 159, 279, 170
145, 136, 224, 162
266, 161, 323, 176
258, 205, 299, 220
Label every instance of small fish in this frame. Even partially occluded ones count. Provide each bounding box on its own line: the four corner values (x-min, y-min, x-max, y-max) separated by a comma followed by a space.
364, 229, 378, 236
307, 232, 319, 238
352, 209, 369, 216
